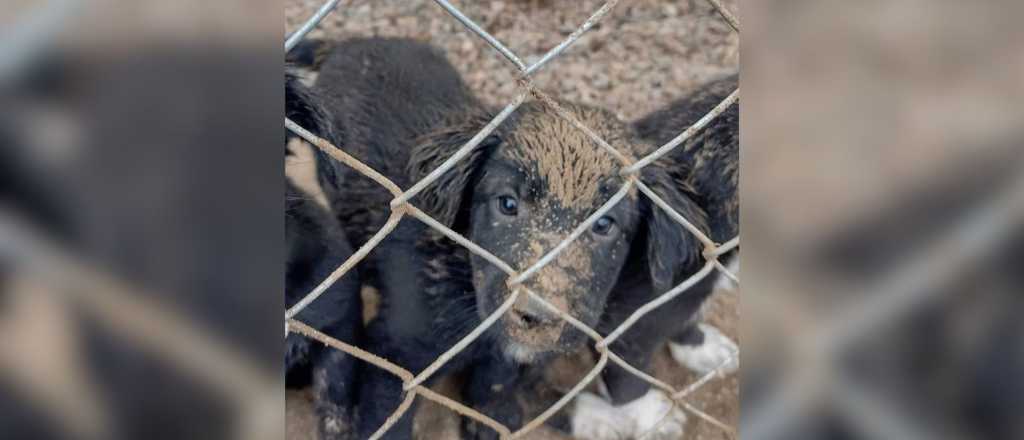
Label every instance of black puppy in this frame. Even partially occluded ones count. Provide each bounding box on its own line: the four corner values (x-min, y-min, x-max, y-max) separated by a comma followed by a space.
572, 74, 740, 440
285, 179, 364, 438
285, 73, 364, 439
304, 38, 707, 440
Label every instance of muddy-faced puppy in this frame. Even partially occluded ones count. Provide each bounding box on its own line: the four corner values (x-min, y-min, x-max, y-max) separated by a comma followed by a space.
285, 72, 364, 439
305, 38, 707, 440
573, 74, 739, 440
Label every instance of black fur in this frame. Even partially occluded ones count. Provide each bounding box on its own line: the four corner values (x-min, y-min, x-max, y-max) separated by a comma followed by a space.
634, 74, 739, 241
308, 38, 711, 439
308, 38, 512, 439
286, 68, 339, 153
310, 38, 488, 247
285, 179, 364, 439
597, 74, 740, 405
285, 71, 364, 440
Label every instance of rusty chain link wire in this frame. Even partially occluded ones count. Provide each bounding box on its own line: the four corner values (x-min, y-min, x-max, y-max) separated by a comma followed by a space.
284, 1, 741, 438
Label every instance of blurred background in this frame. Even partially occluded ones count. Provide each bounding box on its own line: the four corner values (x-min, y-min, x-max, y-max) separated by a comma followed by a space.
742, 0, 1024, 439
2, 0, 1022, 440
1, 1, 283, 440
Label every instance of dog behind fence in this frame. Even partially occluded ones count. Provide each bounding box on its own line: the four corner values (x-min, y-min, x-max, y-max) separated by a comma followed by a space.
284, 0, 741, 439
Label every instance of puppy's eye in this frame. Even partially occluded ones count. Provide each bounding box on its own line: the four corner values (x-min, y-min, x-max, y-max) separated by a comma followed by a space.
592, 216, 615, 235
496, 195, 519, 216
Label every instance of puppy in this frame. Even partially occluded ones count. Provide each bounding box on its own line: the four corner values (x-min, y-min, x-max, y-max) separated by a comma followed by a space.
304, 38, 708, 440
286, 72, 363, 440
574, 74, 740, 440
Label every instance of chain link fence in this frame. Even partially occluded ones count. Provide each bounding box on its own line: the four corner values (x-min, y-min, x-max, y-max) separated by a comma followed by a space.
284, 1, 741, 438
5, 2, 1022, 439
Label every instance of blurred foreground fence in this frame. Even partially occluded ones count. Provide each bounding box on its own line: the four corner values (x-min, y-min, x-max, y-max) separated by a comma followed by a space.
284, 0, 741, 438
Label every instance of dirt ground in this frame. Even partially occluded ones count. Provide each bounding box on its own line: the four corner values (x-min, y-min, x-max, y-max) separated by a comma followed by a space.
285, 0, 738, 122
285, 1, 739, 439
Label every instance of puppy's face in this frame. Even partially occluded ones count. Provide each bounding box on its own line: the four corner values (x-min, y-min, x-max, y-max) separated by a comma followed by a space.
466, 104, 642, 363
414, 101, 707, 364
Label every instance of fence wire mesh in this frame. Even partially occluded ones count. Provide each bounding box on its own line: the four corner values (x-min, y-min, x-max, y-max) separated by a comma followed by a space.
284, 1, 741, 438
4, 1, 1017, 440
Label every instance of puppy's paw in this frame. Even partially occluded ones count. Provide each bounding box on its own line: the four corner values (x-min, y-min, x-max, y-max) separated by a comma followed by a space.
621, 389, 686, 440
571, 392, 633, 440
462, 418, 504, 440
669, 323, 739, 376
285, 334, 312, 372
572, 390, 686, 440
316, 401, 356, 440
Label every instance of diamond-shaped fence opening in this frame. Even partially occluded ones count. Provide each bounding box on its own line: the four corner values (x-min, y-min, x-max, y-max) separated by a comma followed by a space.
284, 1, 741, 439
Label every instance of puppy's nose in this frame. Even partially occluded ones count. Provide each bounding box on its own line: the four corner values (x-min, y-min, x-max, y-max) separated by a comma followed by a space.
510, 295, 558, 328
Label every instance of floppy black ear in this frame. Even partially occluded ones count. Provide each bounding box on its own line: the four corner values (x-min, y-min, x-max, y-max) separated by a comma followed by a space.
407, 112, 501, 228
640, 164, 709, 294
633, 73, 739, 243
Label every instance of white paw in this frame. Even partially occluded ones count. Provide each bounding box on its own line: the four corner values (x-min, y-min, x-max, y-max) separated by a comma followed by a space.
621, 389, 686, 440
572, 390, 686, 440
669, 324, 739, 376
571, 392, 633, 440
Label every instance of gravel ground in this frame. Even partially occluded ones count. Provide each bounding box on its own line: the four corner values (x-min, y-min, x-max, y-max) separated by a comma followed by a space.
285, 0, 738, 121
285, 1, 739, 439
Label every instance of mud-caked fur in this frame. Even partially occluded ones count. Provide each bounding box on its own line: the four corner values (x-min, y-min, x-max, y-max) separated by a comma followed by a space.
285, 73, 363, 440
306, 38, 709, 440
596, 74, 739, 406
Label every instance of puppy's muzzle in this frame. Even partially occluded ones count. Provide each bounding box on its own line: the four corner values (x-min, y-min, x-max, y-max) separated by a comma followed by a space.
509, 293, 559, 329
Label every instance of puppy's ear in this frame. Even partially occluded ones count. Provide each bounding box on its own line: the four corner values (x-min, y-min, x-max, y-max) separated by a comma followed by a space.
408, 113, 501, 228
634, 74, 739, 242
640, 164, 709, 294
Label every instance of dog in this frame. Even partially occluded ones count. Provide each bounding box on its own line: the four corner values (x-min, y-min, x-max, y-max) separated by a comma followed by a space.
286, 72, 364, 440
298, 37, 709, 440
571, 74, 740, 440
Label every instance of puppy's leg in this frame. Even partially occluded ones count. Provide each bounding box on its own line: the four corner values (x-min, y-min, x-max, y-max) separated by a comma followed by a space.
285, 333, 315, 387
669, 257, 739, 376
602, 337, 659, 405
668, 323, 739, 376
353, 359, 416, 440
313, 349, 359, 440
461, 355, 523, 440
573, 335, 686, 440
353, 324, 420, 440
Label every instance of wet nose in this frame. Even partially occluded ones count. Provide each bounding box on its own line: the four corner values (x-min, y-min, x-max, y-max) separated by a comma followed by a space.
510, 295, 558, 328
